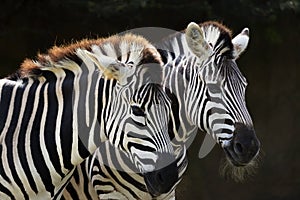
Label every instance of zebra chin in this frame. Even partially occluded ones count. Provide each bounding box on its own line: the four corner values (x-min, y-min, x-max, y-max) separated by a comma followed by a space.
221, 122, 261, 182
143, 152, 178, 197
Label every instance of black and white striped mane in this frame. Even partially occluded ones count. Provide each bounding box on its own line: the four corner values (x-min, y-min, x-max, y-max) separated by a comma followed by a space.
199, 21, 234, 59
8, 34, 162, 80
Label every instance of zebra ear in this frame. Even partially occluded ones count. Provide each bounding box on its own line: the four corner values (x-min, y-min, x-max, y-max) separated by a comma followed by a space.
185, 22, 213, 58
232, 28, 249, 59
81, 50, 132, 83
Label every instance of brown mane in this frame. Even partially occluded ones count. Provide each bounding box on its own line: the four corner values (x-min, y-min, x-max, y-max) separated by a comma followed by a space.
15, 34, 160, 79
11, 21, 231, 80
20, 38, 103, 76
200, 21, 232, 37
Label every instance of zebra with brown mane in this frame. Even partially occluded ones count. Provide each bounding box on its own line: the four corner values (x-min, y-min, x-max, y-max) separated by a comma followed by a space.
0, 33, 179, 199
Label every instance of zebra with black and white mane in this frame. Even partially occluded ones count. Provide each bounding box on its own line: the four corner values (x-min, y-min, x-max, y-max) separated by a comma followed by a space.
62, 21, 261, 200
158, 21, 260, 178
0, 34, 179, 199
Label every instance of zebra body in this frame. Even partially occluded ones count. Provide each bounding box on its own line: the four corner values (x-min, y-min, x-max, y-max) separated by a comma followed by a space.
0, 34, 178, 199
63, 21, 261, 199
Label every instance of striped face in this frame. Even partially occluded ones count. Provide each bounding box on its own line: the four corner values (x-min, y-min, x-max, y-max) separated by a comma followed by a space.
121, 84, 178, 196
185, 22, 260, 167
81, 37, 178, 195
79, 37, 179, 195
198, 57, 252, 145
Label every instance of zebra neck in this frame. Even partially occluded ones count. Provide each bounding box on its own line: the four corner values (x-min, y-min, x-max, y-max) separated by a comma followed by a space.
157, 32, 191, 62
160, 68, 198, 145
158, 33, 202, 144
158, 32, 197, 96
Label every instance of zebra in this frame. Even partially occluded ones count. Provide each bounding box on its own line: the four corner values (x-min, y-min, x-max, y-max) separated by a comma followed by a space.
62, 21, 261, 199
0, 33, 179, 199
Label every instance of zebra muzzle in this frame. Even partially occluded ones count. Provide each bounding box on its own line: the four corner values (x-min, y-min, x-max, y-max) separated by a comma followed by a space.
143, 153, 178, 197
224, 123, 260, 166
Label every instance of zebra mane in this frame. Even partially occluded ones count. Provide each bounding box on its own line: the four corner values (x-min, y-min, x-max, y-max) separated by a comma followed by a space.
199, 21, 234, 58
9, 33, 162, 80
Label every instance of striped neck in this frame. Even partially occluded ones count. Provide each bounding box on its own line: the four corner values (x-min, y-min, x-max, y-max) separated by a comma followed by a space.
157, 33, 200, 145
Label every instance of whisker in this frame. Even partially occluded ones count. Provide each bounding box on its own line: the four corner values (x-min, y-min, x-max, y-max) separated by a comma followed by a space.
219, 151, 261, 182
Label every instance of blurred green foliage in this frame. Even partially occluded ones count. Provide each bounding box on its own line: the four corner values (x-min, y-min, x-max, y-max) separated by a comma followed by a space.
1, 0, 299, 30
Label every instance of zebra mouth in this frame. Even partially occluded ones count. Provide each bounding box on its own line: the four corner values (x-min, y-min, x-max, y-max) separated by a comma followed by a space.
224, 146, 247, 167
144, 176, 160, 197
143, 156, 178, 197
223, 123, 260, 167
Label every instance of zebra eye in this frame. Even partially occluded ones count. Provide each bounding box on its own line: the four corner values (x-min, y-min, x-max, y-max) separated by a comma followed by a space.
131, 105, 145, 116
130, 105, 146, 126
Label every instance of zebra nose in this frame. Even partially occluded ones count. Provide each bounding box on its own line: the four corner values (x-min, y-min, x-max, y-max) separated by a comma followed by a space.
233, 123, 260, 163
144, 153, 178, 197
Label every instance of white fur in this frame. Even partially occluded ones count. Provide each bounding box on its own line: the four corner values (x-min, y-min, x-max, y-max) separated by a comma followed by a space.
185, 22, 213, 59
232, 28, 250, 59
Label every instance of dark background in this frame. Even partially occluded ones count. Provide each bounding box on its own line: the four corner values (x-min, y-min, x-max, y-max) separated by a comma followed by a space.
1, 0, 299, 199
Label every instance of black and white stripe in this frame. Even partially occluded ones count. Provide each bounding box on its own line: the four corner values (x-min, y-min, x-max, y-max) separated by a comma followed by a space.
62, 21, 259, 199
0, 34, 176, 199
63, 142, 187, 200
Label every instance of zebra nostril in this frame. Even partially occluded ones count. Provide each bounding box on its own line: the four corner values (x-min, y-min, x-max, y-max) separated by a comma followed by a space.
157, 172, 164, 183
234, 142, 244, 154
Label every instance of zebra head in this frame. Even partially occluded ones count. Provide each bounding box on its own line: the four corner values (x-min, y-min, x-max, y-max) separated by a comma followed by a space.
81, 35, 178, 196
185, 22, 260, 178
126, 83, 178, 196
